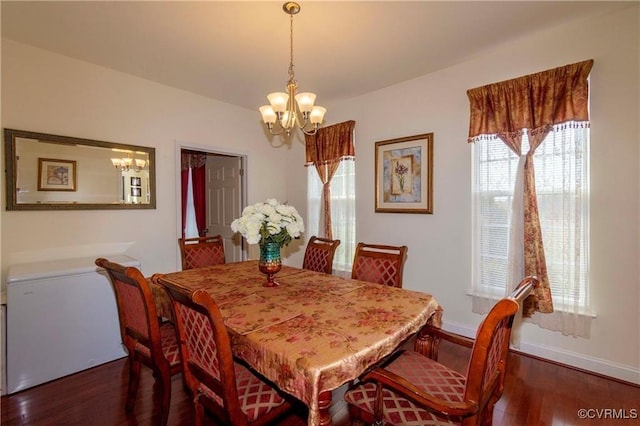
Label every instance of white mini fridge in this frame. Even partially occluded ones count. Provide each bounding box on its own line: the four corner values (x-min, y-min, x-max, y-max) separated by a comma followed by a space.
6, 255, 137, 394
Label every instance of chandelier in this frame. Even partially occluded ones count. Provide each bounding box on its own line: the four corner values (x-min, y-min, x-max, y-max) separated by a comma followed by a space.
111, 151, 147, 172
259, 2, 326, 137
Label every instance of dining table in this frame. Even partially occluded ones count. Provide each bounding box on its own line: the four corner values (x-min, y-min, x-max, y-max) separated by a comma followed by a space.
152, 260, 442, 426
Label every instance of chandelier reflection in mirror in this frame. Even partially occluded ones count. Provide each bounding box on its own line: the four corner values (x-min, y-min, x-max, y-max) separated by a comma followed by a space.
111, 150, 148, 172
259, 2, 326, 137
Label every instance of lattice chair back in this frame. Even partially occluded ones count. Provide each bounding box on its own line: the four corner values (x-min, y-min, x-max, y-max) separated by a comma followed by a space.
351, 242, 408, 288
179, 235, 226, 270
161, 284, 293, 425
302, 236, 341, 274
118, 274, 151, 341
98, 259, 156, 357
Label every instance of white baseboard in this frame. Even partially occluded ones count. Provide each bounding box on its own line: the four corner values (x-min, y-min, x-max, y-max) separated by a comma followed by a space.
442, 320, 640, 385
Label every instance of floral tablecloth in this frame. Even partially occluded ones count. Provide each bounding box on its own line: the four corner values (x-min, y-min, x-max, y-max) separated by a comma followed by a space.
154, 260, 442, 426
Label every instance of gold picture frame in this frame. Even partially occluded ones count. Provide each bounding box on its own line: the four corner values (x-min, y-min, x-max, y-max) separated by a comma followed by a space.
375, 133, 433, 213
37, 158, 77, 191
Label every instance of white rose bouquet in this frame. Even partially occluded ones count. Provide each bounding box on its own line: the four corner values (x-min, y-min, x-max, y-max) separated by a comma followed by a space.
231, 198, 304, 247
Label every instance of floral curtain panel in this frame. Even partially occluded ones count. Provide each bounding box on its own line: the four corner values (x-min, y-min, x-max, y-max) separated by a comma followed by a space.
467, 60, 593, 317
305, 120, 356, 239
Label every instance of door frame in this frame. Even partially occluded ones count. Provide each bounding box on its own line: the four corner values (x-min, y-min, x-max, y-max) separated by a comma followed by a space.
174, 141, 248, 265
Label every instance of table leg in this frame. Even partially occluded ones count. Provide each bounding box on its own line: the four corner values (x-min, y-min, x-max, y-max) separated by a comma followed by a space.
317, 390, 333, 426
415, 306, 444, 359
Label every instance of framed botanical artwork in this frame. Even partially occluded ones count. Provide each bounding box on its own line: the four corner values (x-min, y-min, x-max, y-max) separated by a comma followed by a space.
131, 187, 142, 197
375, 133, 433, 213
130, 176, 141, 187
37, 158, 77, 191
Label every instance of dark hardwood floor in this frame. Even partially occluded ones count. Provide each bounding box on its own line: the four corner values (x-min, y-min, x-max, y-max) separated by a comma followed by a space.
2, 340, 638, 425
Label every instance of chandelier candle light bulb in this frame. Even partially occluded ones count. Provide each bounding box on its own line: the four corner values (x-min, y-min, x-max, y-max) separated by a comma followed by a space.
111, 156, 147, 172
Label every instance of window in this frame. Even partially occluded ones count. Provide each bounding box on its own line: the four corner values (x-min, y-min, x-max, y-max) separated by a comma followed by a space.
307, 160, 356, 273
473, 125, 590, 315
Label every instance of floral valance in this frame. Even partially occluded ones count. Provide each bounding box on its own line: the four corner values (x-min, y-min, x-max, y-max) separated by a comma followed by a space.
181, 150, 207, 171
305, 120, 356, 166
467, 60, 593, 143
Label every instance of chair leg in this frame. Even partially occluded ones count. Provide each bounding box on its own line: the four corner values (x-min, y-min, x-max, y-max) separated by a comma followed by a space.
158, 371, 172, 426
126, 357, 141, 412
481, 403, 496, 426
480, 391, 501, 426
194, 397, 205, 426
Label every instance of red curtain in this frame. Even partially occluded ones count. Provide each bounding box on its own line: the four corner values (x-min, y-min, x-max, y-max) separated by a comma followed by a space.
181, 150, 208, 237
180, 169, 189, 238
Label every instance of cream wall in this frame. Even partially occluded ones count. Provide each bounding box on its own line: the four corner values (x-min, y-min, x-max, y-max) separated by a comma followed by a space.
0, 39, 296, 278
289, 6, 640, 383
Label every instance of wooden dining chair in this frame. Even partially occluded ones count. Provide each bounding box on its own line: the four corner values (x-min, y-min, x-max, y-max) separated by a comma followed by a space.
95, 258, 182, 426
159, 280, 294, 426
344, 276, 539, 426
351, 242, 408, 288
178, 235, 226, 270
302, 236, 341, 274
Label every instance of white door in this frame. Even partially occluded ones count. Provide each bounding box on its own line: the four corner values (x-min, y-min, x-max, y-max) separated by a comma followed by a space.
206, 155, 243, 262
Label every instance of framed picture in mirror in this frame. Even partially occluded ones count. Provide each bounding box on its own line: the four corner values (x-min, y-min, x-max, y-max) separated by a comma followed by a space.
37, 158, 77, 191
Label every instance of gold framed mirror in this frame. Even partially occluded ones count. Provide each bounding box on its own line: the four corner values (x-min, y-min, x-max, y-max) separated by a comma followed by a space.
4, 129, 156, 210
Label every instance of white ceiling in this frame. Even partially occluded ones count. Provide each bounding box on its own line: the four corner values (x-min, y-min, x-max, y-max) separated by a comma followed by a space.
1, 1, 631, 111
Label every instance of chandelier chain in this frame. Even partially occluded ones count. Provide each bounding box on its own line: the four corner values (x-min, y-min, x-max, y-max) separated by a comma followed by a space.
288, 12, 296, 85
